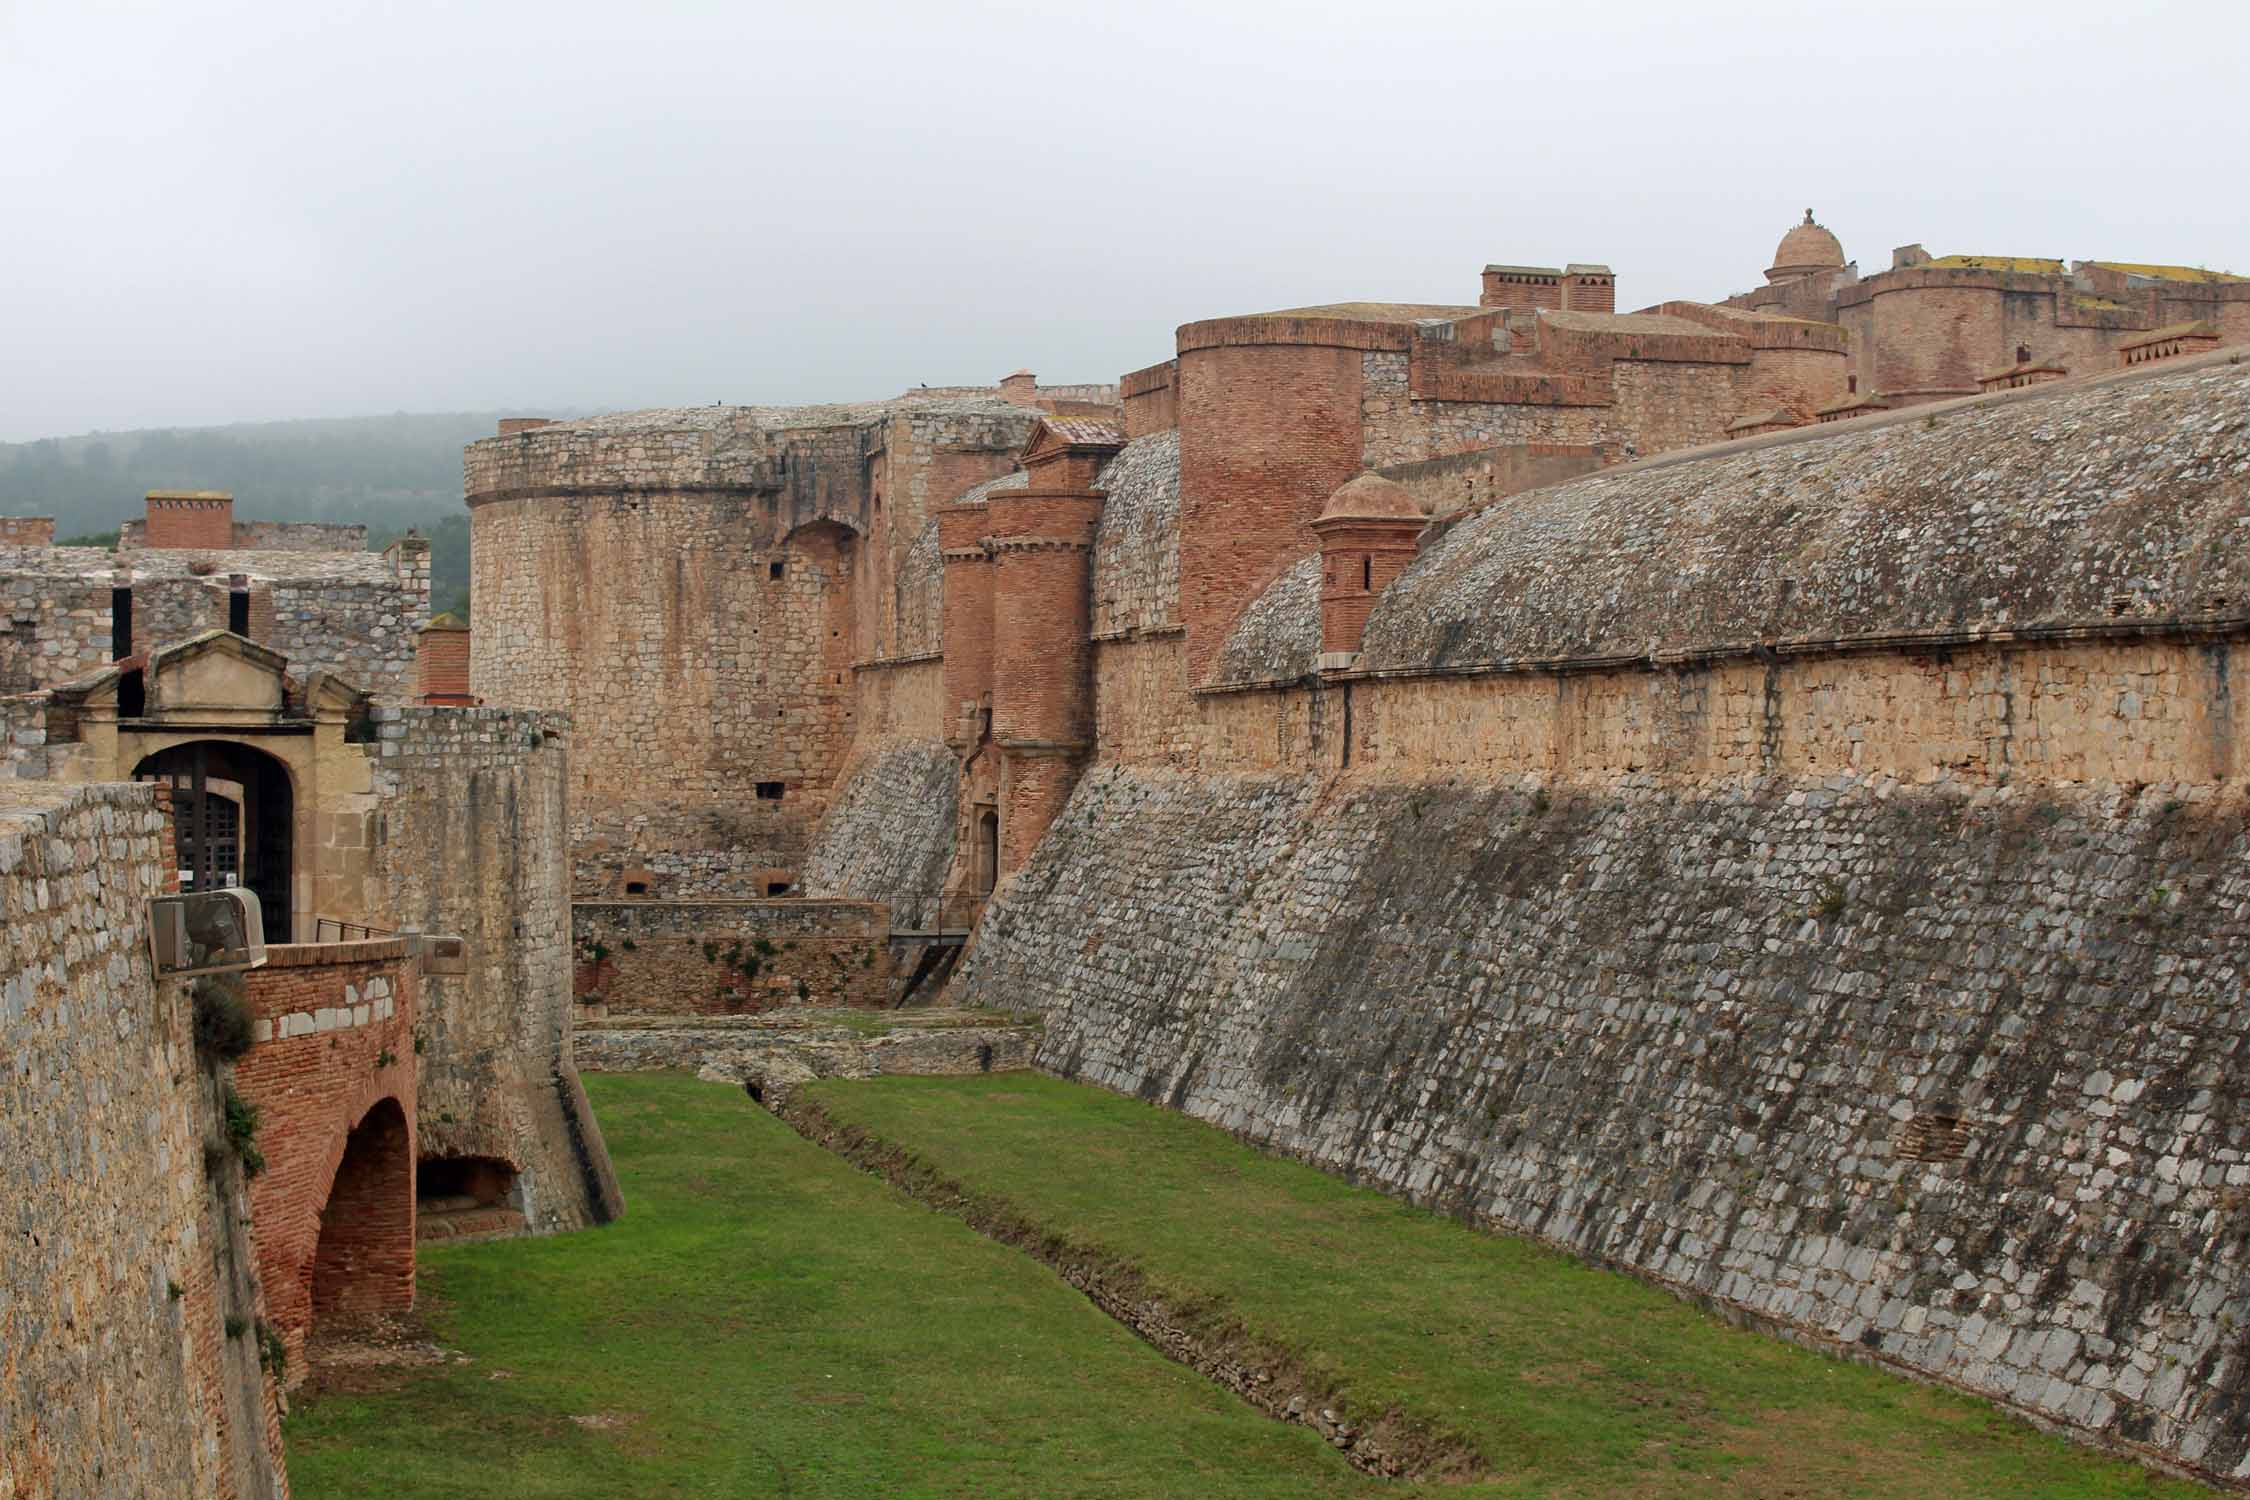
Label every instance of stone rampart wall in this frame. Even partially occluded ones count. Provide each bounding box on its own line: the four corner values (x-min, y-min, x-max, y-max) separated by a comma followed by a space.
959, 763, 2250, 1484
266, 577, 423, 705
0, 782, 285, 1496
0, 565, 111, 692
797, 740, 959, 928
850, 656, 947, 743
470, 490, 852, 896
1090, 431, 1180, 637
573, 899, 892, 1015
369, 706, 621, 1235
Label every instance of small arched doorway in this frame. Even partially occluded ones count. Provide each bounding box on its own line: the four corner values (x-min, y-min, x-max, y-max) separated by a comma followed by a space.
133, 740, 294, 942
977, 810, 1000, 895
310, 1097, 414, 1336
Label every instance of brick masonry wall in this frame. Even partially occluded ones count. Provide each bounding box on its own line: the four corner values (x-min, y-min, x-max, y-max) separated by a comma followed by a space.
236, 943, 419, 1378
1178, 340, 1366, 684
369, 706, 623, 1235
573, 900, 892, 1014
0, 517, 54, 545
959, 764, 2250, 1484
0, 782, 285, 1496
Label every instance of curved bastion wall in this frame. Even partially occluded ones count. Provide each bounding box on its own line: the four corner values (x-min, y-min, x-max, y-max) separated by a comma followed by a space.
467, 399, 1035, 898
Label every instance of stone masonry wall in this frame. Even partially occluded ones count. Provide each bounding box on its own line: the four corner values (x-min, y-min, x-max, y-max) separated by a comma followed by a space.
797, 740, 959, 928
573, 899, 892, 1015
0, 556, 112, 692
960, 764, 2250, 1484
0, 782, 285, 1497
369, 706, 622, 1235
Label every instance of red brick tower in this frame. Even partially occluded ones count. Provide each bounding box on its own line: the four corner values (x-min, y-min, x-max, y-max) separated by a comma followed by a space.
987, 419, 1122, 873
1311, 473, 1429, 668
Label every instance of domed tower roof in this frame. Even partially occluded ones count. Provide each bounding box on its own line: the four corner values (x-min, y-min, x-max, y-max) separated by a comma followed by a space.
1317, 472, 1429, 524
1767, 209, 1846, 284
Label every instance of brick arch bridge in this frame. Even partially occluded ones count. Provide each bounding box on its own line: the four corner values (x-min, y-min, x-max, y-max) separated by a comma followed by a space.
232, 937, 420, 1380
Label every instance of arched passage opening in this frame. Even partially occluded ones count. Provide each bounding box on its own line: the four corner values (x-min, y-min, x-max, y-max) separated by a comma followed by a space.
310, 1097, 414, 1336
133, 739, 295, 943
417, 1154, 525, 1243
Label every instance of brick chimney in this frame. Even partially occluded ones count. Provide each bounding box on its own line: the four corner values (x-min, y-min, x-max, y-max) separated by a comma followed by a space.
416, 613, 475, 705
143, 491, 235, 550
1312, 472, 1430, 669
998, 371, 1039, 407
1562, 264, 1616, 313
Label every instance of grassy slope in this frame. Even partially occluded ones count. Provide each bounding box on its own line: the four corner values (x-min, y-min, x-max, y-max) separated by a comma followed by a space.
809, 1073, 2209, 1500
284, 1071, 1377, 1499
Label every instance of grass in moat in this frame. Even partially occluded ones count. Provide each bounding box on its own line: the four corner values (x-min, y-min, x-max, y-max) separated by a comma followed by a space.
802, 1072, 2213, 1500
282, 1070, 1373, 1499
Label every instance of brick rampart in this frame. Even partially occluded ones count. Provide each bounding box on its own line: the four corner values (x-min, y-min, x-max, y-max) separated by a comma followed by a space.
237, 941, 419, 1380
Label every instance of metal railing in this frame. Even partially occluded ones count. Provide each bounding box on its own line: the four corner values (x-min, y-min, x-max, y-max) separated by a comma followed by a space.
886, 889, 986, 941
310, 916, 397, 944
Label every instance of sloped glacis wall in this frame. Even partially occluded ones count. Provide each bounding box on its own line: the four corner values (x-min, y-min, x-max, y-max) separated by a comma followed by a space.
955, 764, 2250, 1483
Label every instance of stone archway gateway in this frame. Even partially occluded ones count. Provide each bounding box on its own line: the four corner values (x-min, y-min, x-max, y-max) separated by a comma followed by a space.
134, 738, 295, 943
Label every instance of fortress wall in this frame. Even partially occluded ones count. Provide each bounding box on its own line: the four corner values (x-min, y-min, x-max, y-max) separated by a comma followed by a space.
0, 568, 111, 691
572, 898, 892, 1015
891, 522, 946, 658
1375, 442, 1612, 519
870, 409, 1034, 659
370, 706, 621, 1235
0, 782, 285, 1497
227, 521, 368, 553
797, 740, 959, 926
470, 490, 851, 896
1359, 352, 1608, 467
265, 577, 425, 705
957, 762, 2250, 1483
1871, 283, 2003, 399
1605, 358, 1751, 454
1090, 430, 1180, 637
852, 655, 947, 743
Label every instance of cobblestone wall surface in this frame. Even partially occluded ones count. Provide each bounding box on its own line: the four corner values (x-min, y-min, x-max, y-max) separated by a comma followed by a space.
0, 782, 284, 1496
1216, 555, 1321, 684
369, 707, 622, 1233
0, 551, 113, 691
797, 741, 959, 928
958, 764, 2250, 1483
1361, 359, 2250, 674
573, 899, 892, 1014
1090, 430, 1180, 636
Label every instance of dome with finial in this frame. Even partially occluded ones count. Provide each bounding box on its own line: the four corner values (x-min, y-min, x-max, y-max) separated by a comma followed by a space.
1317, 471, 1429, 523
1767, 209, 1846, 283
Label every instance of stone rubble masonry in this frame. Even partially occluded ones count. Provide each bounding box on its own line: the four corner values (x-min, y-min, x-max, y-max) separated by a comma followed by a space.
797, 740, 959, 928
958, 765, 2250, 1485
573, 899, 893, 1015
575, 1015, 1038, 1093
0, 781, 286, 1496
367, 705, 624, 1235
0, 540, 430, 705
235, 939, 420, 1381
466, 395, 1053, 897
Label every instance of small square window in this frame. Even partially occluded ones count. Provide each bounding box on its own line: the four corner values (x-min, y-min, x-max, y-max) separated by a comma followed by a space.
766, 881, 791, 896
769, 561, 784, 580
624, 881, 647, 895
756, 781, 785, 800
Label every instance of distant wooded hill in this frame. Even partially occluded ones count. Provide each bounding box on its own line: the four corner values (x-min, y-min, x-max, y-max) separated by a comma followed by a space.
0, 411, 582, 617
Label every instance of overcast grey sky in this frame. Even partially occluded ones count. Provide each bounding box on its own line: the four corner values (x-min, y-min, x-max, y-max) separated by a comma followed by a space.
3, 0, 2244, 441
